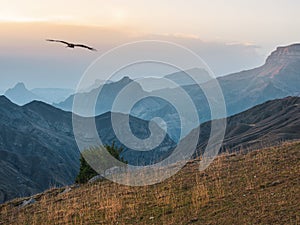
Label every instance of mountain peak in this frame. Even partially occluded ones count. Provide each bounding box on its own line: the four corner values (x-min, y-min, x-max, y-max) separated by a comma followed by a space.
5, 82, 40, 105
6, 82, 28, 93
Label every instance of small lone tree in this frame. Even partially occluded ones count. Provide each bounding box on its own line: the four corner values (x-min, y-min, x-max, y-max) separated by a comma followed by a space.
75, 153, 98, 184
75, 142, 126, 184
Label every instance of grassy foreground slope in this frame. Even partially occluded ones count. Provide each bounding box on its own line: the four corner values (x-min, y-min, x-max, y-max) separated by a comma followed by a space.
1, 142, 299, 224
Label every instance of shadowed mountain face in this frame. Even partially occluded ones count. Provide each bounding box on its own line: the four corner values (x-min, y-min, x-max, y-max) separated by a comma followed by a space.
0, 96, 78, 203
55, 44, 300, 142
0, 96, 175, 203
195, 96, 300, 154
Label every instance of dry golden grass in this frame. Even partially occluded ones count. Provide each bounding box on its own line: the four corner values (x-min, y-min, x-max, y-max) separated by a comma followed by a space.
0, 141, 299, 224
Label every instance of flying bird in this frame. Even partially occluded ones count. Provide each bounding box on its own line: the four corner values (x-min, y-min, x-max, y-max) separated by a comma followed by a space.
46, 39, 97, 51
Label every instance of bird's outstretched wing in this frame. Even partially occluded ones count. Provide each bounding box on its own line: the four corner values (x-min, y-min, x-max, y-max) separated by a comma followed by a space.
46, 39, 97, 51
75, 44, 97, 51
46, 39, 70, 45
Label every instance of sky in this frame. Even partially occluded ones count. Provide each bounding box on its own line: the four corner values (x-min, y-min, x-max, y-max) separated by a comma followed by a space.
0, 0, 299, 92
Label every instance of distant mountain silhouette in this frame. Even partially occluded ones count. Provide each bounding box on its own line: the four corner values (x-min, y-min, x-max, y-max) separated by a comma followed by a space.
0, 96, 175, 203
4, 82, 74, 105
5, 83, 42, 105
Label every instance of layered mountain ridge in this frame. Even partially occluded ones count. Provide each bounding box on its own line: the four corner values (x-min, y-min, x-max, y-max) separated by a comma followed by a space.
54, 44, 300, 141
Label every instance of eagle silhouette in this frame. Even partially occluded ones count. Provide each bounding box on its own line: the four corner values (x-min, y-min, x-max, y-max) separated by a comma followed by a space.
46, 39, 97, 51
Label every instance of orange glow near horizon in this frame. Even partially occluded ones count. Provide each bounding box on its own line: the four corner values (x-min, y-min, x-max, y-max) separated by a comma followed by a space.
0, 0, 299, 46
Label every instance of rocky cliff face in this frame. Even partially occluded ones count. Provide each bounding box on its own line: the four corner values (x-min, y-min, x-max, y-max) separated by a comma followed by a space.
256, 44, 300, 79
266, 44, 300, 65
214, 43, 300, 116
